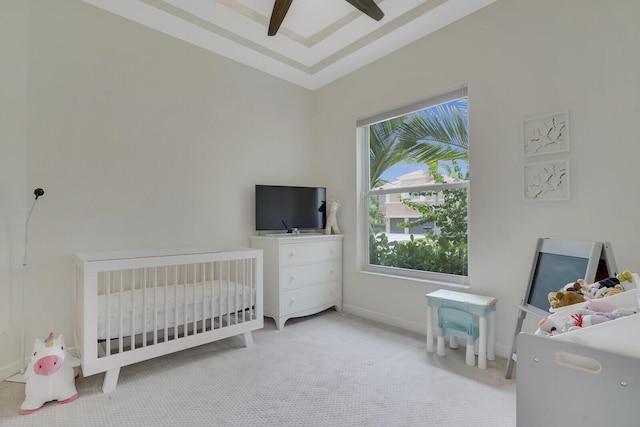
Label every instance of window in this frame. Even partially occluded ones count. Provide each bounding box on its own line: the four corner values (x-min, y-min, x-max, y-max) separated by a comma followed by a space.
358, 88, 469, 285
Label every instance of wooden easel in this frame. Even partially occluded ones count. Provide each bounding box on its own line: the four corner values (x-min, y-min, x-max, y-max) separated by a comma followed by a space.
505, 238, 618, 379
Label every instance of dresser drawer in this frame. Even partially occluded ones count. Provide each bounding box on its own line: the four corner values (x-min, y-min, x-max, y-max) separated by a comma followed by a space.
279, 240, 341, 267
279, 261, 341, 291
279, 282, 340, 315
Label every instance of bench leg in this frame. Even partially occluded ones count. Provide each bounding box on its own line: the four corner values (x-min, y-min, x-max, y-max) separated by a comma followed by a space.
465, 344, 476, 366
436, 336, 445, 356
478, 316, 488, 370
449, 336, 459, 349
102, 368, 120, 393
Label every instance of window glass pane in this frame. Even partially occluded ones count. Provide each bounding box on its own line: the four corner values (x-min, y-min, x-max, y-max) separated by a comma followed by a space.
362, 93, 468, 280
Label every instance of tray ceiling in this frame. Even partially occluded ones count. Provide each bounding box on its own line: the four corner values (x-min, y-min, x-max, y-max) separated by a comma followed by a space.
82, 0, 497, 90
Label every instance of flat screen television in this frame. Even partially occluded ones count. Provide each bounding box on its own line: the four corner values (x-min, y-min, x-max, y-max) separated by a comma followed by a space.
255, 185, 326, 232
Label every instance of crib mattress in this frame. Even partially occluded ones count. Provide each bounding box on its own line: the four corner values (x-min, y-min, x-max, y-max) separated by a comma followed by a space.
97, 281, 256, 340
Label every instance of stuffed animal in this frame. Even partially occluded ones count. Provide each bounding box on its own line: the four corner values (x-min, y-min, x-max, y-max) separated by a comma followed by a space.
581, 297, 614, 313
548, 290, 585, 309
585, 270, 633, 298
536, 317, 560, 336
325, 200, 341, 235
20, 333, 78, 415
597, 287, 624, 298
549, 271, 635, 309
559, 306, 638, 332
562, 279, 590, 295
566, 312, 620, 329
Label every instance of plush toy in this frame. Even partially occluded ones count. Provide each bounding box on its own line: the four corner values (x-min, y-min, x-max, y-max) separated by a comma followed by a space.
20, 333, 78, 415
548, 290, 585, 309
585, 270, 633, 298
560, 306, 638, 332
566, 312, 620, 329
549, 271, 635, 309
562, 279, 590, 295
597, 287, 624, 298
536, 317, 560, 336
581, 297, 614, 313
325, 200, 341, 235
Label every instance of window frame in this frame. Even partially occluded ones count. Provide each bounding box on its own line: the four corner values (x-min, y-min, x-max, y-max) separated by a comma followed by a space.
356, 87, 469, 287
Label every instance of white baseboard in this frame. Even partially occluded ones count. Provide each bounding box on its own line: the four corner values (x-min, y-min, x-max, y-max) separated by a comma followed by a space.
343, 304, 428, 335
0, 360, 24, 383
343, 304, 510, 359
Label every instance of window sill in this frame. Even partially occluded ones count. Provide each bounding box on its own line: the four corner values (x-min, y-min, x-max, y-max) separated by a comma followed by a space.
358, 265, 470, 289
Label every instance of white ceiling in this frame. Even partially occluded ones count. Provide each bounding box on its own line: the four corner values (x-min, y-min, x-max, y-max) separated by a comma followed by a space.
81, 0, 497, 90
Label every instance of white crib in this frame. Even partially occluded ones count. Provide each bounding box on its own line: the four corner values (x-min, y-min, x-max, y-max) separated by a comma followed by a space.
74, 247, 263, 393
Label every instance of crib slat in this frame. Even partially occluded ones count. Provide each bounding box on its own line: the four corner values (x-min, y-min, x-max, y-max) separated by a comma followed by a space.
228, 261, 233, 325
242, 260, 247, 322
201, 263, 205, 333
174, 266, 178, 339
142, 268, 147, 347
163, 266, 168, 343
105, 271, 111, 356
234, 261, 239, 325
131, 270, 136, 348
243, 259, 248, 322
209, 262, 215, 331
119, 270, 123, 354
153, 267, 158, 345
182, 264, 187, 338
218, 262, 223, 327
191, 263, 196, 335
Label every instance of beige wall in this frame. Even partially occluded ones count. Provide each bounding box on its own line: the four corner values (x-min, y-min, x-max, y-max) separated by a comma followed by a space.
314, 0, 640, 356
0, 0, 29, 374
2, 0, 639, 374
0, 0, 314, 373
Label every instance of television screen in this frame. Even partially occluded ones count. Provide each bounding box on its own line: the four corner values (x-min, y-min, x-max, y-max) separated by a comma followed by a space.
255, 185, 326, 231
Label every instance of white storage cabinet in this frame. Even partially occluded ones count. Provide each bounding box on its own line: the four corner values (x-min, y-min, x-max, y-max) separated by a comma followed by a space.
250, 234, 343, 329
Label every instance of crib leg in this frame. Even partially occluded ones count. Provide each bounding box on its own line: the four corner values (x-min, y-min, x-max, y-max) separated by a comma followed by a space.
102, 368, 121, 393
243, 332, 253, 348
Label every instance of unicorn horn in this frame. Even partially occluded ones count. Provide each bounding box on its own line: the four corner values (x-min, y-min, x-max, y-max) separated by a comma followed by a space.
45, 332, 54, 348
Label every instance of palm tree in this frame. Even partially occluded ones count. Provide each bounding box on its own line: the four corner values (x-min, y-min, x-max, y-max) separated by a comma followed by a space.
395, 102, 468, 168
368, 116, 408, 188
368, 101, 468, 189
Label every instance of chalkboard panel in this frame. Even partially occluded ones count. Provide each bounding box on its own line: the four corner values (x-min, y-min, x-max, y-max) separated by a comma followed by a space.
526, 252, 589, 312
519, 239, 607, 317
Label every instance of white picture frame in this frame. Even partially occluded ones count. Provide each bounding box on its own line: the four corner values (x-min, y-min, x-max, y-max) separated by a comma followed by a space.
524, 159, 570, 201
523, 111, 569, 157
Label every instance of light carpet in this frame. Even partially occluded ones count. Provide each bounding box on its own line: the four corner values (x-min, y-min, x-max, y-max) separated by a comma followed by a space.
0, 310, 515, 426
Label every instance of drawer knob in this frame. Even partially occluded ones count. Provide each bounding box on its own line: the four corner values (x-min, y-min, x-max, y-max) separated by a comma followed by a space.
289, 275, 295, 281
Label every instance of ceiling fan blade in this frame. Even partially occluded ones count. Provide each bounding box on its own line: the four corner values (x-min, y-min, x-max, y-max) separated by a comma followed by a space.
345, 0, 384, 21
268, 0, 293, 36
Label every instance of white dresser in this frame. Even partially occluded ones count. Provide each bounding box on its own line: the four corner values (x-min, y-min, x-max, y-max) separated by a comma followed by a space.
249, 234, 343, 330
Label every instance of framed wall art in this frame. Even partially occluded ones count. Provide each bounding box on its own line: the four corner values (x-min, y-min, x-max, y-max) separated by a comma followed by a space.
523, 159, 570, 201
523, 111, 569, 157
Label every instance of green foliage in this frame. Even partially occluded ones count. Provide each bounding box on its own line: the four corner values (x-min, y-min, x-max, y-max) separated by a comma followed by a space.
368, 116, 409, 189
368, 196, 385, 233
376, 162, 468, 275
370, 234, 468, 276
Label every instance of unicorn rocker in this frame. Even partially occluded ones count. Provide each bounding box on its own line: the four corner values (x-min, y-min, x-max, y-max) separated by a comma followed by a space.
20, 333, 78, 415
